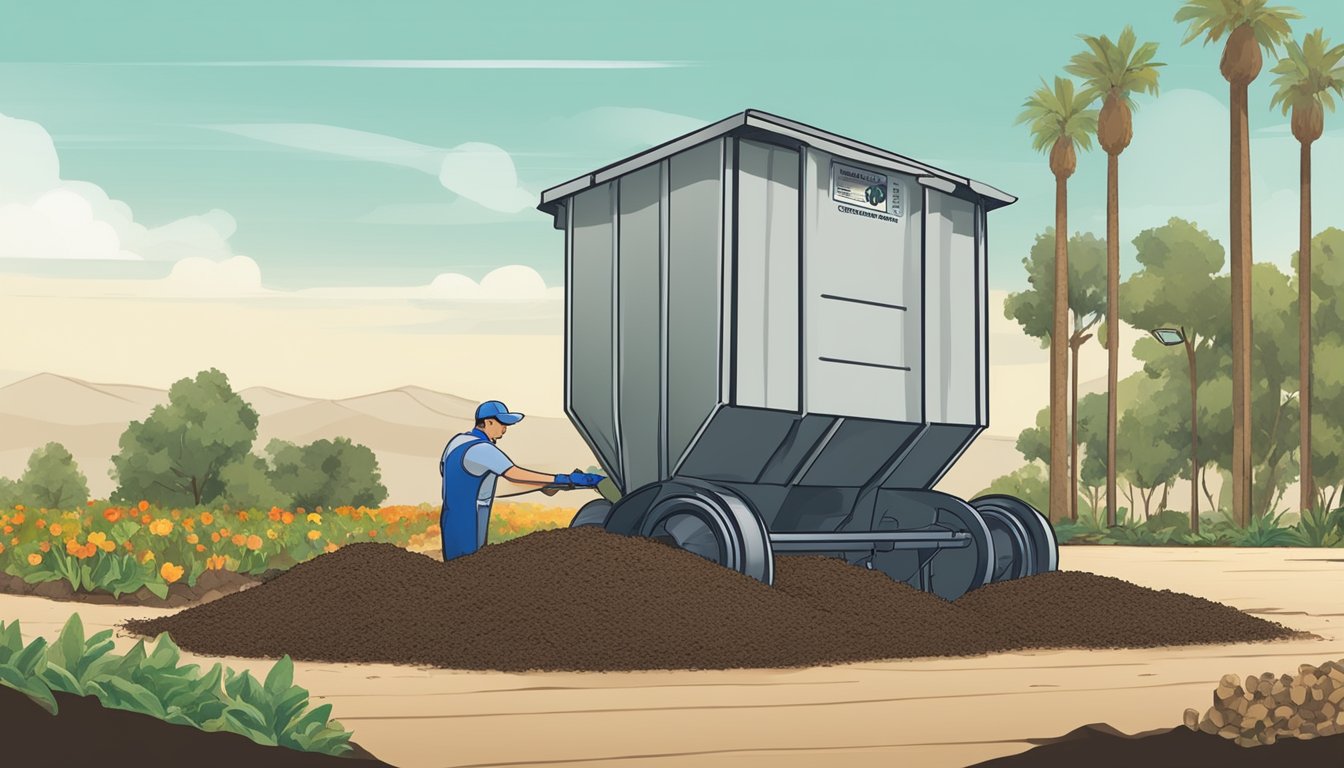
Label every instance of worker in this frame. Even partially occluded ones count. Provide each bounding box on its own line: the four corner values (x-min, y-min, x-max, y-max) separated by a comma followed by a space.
439, 400, 603, 561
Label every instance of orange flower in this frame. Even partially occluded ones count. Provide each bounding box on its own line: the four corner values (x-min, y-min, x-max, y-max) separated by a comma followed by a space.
11, 513, 23, 524
86, 500, 95, 506
200, 512, 215, 526
103, 508, 121, 523
0, 542, 4, 554
367, 530, 377, 538
196, 544, 206, 552
159, 562, 184, 584
211, 532, 221, 543
186, 533, 199, 544
67, 539, 82, 556
138, 500, 149, 512
48, 523, 62, 537
8, 537, 16, 546
35, 518, 46, 529
231, 534, 246, 547
170, 509, 181, 520
148, 519, 173, 536
323, 542, 338, 553
141, 514, 152, 524
3, 526, 11, 535
124, 540, 134, 551
38, 541, 50, 553
281, 511, 294, 525
238, 511, 249, 522
306, 530, 321, 541
27, 553, 42, 566
268, 507, 282, 522
12, 505, 23, 512
205, 554, 227, 571
245, 534, 263, 551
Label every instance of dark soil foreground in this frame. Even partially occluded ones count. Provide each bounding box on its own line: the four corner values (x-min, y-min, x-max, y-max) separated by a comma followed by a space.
969, 723, 1344, 767
1, 684, 393, 768
122, 527, 1304, 672
0, 567, 268, 608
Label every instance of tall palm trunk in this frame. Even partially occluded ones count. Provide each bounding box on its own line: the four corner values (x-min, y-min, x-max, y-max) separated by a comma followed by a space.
1049, 139, 1075, 524
1222, 23, 1260, 527
1295, 102, 1321, 513
1070, 329, 1085, 521
1105, 152, 1119, 527
1185, 334, 1200, 535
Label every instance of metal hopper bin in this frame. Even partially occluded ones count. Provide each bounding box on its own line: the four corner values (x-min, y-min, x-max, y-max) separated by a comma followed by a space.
537, 109, 1057, 600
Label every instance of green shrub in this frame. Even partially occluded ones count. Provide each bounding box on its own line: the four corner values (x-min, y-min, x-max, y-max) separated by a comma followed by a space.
0, 614, 353, 755
1288, 506, 1344, 547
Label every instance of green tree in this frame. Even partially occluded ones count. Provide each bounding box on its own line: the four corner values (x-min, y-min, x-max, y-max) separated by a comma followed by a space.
110, 369, 259, 507
1116, 371, 1187, 518
1301, 229, 1344, 509
1176, 0, 1300, 527
1269, 29, 1344, 512
1006, 229, 1106, 520
974, 463, 1049, 517
1066, 24, 1164, 530
266, 437, 388, 510
219, 454, 294, 510
1121, 218, 1229, 533
1016, 77, 1098, 523
0, 477, 22, 510
16, 442, 90, 509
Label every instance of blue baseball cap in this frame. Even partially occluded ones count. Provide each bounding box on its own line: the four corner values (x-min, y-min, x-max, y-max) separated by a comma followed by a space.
475, 400, 525, 425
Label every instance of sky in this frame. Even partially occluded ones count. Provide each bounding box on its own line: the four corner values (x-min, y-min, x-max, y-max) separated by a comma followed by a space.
1, 0, 1341, 418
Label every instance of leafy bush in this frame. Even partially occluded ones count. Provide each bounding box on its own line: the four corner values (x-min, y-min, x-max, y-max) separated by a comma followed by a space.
266, 438, 388, 510
0, 614, 353, 755
1288, 506, 1344, 547
16, 443, 90, 510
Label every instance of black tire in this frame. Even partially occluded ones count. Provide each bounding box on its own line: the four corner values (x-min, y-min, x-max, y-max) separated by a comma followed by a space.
970, 494, 1058, 575
869, 490, 995, 601
974, 504, 1035, 582
637, 484, 774, 584
570, 499, 613, 528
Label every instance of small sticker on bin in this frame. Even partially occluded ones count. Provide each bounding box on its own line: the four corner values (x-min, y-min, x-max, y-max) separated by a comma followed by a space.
831, 161, 902, 220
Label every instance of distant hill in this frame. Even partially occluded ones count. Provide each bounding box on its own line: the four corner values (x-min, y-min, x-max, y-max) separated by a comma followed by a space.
0, 373, 1025, 507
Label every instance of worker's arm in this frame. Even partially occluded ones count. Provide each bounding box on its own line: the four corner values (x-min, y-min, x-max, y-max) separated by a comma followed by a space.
503, 466, 564, 485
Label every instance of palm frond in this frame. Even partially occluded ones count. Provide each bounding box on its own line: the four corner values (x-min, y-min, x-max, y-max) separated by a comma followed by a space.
1016, 76, 1097, 154
1269, 29, 1344, 115
1066, 28, 1163, 111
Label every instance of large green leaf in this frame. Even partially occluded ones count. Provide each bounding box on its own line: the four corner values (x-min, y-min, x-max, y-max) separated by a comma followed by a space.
39, 661, 83, 695
96, 676, 168, 719
264, 655, 294, 698
49, 614, 86, 672
0, 665, 59, 716
145, 582, 169, 600
11, 636, 49, 677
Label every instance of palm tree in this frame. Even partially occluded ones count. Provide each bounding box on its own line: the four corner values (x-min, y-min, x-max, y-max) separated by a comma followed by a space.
1016, 77, 1098, 523
1065, 26, 1164, 528
1176, 0, 1299, 527
1269, 28, 1344, 514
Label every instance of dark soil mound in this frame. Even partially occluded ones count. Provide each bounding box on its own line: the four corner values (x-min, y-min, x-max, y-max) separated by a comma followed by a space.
124, 528, 1302, 672
1, 684, 391, 768
968, 723, 1344, 767
0, 568, 272, 608
956, 570, 1294, 649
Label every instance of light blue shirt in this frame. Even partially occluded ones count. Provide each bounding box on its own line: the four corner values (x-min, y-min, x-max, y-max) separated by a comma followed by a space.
441, 432, 515, 508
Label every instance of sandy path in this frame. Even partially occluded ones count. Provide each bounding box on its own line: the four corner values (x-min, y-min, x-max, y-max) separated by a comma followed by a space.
1, 547, 1340, 768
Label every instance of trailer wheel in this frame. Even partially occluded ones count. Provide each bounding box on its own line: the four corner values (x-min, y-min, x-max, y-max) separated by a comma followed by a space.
973, 504, 1035, 583
970, 495, 1058, 575
638, 486, 774, 585
569, 499, 613, 528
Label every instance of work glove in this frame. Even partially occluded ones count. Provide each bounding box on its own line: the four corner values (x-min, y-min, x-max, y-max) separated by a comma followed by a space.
554, 471, 605, 488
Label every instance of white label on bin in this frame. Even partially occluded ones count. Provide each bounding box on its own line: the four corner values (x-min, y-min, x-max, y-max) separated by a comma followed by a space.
831, 161, 902, 221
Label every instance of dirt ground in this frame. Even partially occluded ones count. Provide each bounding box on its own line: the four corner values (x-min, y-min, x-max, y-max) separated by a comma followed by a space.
2, 547, 1340, 768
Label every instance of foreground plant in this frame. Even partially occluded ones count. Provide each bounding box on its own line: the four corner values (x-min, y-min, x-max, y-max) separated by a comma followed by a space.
0, 614, 353, 755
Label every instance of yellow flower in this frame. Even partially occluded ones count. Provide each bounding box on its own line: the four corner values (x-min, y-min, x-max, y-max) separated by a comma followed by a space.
159, 562, 184, 584
307, 513, 322, 524
186, 533, 199, 545
323, 542, 338, 553
266, 529, 277, 540
148, 519, 173, 536
87, 532, 108, 547
139, 550, 155, 564
27, 553, 42, 566
307, 530, 321, 541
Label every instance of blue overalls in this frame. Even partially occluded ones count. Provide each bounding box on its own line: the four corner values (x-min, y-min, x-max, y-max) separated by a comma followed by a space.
440, 428, 492, 561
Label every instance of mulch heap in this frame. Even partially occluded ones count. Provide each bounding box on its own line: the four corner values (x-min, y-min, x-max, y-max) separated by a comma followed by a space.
1, 685, 392, 768
124, 527, 1305, 673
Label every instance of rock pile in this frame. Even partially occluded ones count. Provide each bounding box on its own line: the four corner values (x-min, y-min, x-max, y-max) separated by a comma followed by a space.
1184, 659, 1344, 746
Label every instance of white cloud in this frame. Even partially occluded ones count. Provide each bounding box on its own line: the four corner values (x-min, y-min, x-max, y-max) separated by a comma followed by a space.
295, 264, 561, 302
0, 112, 242, 263
208, 123, 535, 213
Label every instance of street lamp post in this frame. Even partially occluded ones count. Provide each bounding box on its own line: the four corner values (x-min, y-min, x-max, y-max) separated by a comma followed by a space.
1152, 327, 1199, 535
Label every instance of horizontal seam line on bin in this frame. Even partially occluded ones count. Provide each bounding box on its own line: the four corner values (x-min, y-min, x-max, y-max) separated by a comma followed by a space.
818, 356, 911, 372
818, 293, 906, 311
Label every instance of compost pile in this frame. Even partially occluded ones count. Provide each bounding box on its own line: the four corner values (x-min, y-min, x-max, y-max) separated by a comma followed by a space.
124, 527, 1300, 672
